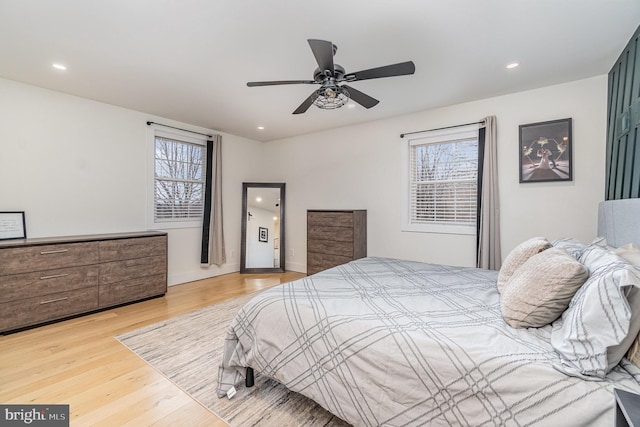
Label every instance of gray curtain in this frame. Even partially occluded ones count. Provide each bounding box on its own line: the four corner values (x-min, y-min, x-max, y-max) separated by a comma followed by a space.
477, 116, 501, 270
201, 135, 226, 267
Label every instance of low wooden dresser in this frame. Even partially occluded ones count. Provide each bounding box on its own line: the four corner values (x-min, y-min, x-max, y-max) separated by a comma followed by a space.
0, 231, 167, 333
307, 210, 366, 275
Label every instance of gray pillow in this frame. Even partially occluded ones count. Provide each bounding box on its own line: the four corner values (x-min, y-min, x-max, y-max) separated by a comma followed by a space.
551, 237, 587, 260
501, 247, 588, 328
551, 244, 640, 377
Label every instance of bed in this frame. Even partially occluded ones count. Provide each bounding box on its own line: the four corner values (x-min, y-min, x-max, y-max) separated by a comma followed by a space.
217, 199, 640, 426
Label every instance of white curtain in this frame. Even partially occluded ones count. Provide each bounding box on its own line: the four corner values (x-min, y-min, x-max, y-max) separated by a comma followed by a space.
477, 116, 501, 270
201, 135, 226, 267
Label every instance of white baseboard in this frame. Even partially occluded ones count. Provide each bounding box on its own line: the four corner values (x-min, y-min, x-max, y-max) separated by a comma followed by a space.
168, 260, 306, 287
168, 262, 240, 286
286, 261, 306, 274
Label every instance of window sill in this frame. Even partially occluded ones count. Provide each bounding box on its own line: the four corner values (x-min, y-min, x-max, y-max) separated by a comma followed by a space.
149, 220, 202, 230
402, 223, 475, 235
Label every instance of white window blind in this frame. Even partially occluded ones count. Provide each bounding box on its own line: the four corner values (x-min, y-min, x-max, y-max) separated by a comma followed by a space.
404, 125, 479, 234
153, 136, 206, 222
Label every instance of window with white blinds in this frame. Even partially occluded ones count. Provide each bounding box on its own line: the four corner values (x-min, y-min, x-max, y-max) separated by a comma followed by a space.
153, 135, 206, 223
403, 125, 479, 234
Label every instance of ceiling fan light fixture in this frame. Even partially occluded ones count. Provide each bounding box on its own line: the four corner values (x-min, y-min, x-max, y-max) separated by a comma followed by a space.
313, 86, 350, 110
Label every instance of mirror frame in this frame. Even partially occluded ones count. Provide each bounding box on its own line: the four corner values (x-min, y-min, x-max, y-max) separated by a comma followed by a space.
240, 182, 286, 273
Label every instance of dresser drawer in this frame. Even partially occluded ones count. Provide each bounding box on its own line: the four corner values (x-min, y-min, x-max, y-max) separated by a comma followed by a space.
0, 287, 99, 332
307, 239, 354, 257
99, 256, 166, 285
0, 242, 99, 276
307, 211, 354, 228
99, 274, 166, 307
99, 236, 167, 262
307, 252, 353, 275
0, 266, 99, 303
308, 226, 354, 242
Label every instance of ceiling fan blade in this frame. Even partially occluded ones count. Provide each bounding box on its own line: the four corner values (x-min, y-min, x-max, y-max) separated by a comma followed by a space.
308, 39, 335, 75
342, 85, 379, 109
247, 80, 316, 87
292, 91, 318, 115
345, 61, 416, 82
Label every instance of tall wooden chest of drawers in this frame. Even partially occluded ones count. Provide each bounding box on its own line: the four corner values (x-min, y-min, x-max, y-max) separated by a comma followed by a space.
0, 231, 167, 333
307, 210, 366, 275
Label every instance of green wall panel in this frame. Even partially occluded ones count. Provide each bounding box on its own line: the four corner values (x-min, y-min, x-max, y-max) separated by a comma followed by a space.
606, 25, 640, 200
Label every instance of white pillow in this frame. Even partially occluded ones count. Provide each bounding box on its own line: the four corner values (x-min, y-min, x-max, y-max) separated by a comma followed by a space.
497, 237, 551, 294
615, 243, 640, 267
500, 248, 588, 328
551, 244, 640, 378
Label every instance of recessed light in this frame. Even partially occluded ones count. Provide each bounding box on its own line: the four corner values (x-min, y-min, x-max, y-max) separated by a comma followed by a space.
256, 197, 262, 202
347, 103, 356, 109
52, 63, 67, 70
257, 126, 265, 130
506, 62, 519, 69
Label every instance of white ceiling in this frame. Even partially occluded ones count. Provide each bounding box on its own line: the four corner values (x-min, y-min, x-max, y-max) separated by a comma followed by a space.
1, 1, 638, 142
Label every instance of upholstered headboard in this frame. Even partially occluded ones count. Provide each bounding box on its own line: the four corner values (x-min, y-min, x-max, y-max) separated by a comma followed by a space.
597, 198, 640, 247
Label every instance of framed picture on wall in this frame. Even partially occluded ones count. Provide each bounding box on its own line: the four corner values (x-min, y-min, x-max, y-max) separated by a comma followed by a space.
0, 211, 27, 240
519, 118, 572, 183
258, 227, 268, 242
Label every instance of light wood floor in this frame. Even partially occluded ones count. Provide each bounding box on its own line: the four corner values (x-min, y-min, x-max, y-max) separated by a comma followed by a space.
0, 271, 305, 426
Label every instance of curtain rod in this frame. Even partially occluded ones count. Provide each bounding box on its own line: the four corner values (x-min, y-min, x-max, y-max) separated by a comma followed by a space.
146, 121, 213, 138
400, 120, 484, 138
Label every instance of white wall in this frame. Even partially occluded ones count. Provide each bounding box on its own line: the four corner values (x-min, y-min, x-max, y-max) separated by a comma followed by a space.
0, 77, 266, 285
264, 76, 608, 271
0, 75, 609, 279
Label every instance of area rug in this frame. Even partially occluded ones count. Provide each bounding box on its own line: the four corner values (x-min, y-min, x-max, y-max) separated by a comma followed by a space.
115, 293, 350, 426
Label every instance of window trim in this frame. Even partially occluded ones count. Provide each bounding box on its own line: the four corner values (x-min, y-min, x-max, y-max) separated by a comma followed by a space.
401, 124, 480, 235
147, 126, 207, 230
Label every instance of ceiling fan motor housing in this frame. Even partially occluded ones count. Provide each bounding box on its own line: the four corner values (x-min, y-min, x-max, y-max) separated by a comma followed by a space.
314, 64, 345, 83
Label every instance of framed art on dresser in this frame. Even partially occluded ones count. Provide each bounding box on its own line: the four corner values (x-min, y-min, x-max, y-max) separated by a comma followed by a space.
0, 211, 26, 240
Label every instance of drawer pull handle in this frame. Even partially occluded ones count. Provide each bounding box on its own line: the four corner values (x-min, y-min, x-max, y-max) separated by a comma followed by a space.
40, 273, 70, 280
40, 249, 69, 255
40, 296, 69, 305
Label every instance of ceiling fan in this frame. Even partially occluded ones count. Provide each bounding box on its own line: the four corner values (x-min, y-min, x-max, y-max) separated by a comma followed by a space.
247, 39, 416, 114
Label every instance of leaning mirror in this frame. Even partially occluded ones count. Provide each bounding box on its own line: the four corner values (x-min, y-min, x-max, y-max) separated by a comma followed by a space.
240, 182, 285, 273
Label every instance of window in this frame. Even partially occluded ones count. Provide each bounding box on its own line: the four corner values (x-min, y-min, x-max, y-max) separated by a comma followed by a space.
403, 125, 479, 234
148, 129, 206, 229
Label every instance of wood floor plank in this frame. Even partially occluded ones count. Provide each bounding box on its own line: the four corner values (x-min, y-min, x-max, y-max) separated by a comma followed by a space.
0, 271, 305, 426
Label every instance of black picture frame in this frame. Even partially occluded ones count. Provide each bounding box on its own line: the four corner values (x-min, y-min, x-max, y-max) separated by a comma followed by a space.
0, 211, 27, 240
519, 118, 573, 183
258, 227, 268, 242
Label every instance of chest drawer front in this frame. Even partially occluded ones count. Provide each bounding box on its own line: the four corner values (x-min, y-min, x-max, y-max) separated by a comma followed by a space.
307, 252, 352, 275
307, 212, 354, 228
100, 255, 166, 285
0, 242, 99, 276
308, 226, 354, 243
307, 240, 354, 257
99, 236, 167, 262
0, 266, 99, 303
0, 287, 99, 332
99, 274, 166, 307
